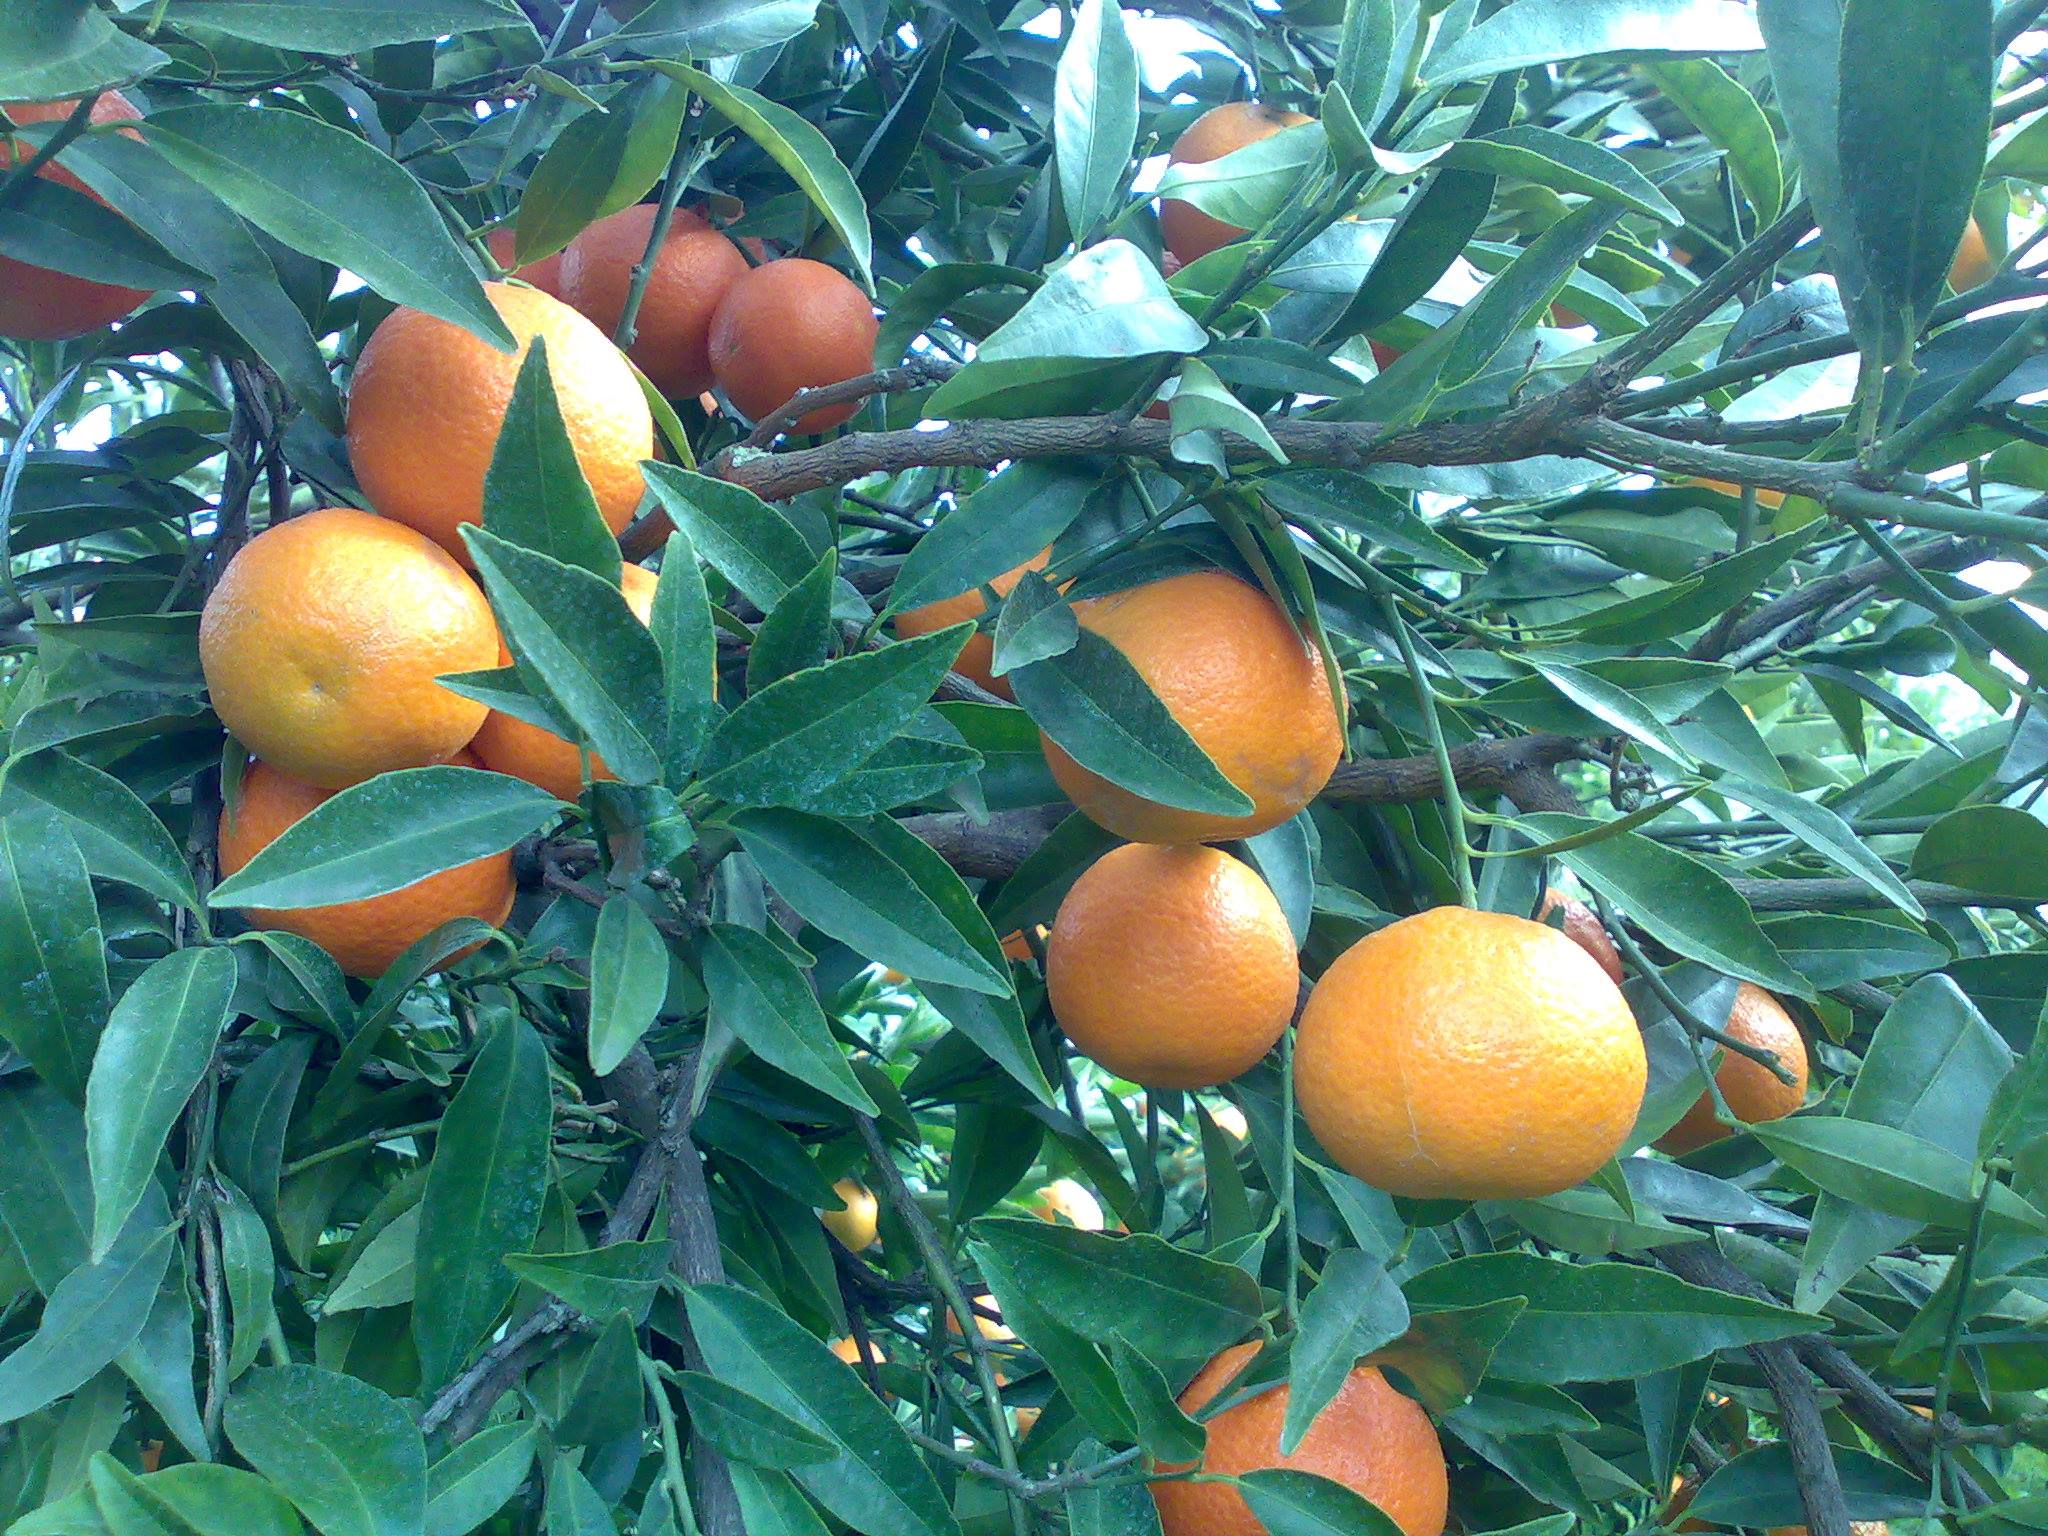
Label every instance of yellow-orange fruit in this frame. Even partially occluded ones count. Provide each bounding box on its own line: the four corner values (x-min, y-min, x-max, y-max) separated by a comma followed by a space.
1296, 906, 1647, 1200
560, 204, 749, 396
1538, 887, 1624, 986
1209, 1102, 1249, 1140
0, 95, 151, 340
347, 282, 652, 560
1951, 216, 1994, 291
1029, 1178, 1105, 1231
199, 508, 497, 788
1046, 844, 1297, 1089
220, 755, 515, 978
1656, 983, 1809, 1155
1152, 1343, 1448, 1536
708, 258, 878, 433
485, 227, 564, 298
829, 1335, 886, 1367
1159, 103, 1314, 266
469, 564, 657, 798
1689, 477, 1788, 510
1040, 570, 1343, 843
893, 548, 1052, 701
820, 1179, 879, 1251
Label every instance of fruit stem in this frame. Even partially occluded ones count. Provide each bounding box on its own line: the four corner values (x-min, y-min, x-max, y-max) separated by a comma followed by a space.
1380, 594, 1476, 908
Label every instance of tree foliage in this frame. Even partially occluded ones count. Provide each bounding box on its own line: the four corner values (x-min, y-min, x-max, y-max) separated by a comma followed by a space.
1, 0, 2047, 1534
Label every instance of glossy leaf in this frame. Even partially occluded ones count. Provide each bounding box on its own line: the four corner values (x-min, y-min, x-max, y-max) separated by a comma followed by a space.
587, 896, 669, 1075
0, 813, 108, 1101
701, 922, 879, 1113
481, 338, 621, 582
224, 1366, 427, 1536
1053, 0, 1140, 238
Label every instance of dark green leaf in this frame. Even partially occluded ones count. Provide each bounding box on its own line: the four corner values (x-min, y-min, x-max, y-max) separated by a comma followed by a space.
162, 0, 527, 49
426, 1423, 537, 1536
503, 1239, 668, 1323
678, 1372, 839, 1469
1909, 804, 2048, 899
482, 338, 621, 582
652, 530, 722, 780
587, 896, 669, 1076
1282, 1250, 1410, 1453
0, 747, 199, 911
1442, 126, 1680, 223
1237, 1469, 1407, 1536
225, 1366, 427, 1536
0, 1226, 173, 1425
644, 464, 820, 613
888, 463, 1088, 617
748, 549, 837, 690
0, 814, 108, 1101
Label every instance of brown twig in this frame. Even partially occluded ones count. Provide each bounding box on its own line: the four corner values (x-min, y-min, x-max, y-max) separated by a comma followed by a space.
728, 357, 959, 452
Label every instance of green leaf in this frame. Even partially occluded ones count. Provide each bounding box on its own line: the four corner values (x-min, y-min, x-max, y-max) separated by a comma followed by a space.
1424, 0, 1763, 89
1909, 805, 2048, 899
646, 64, 872, 286
1524, 658, 1692, 765
503, 1239, 668, 1322
86, 946, 237, 1259
1442, 126, 1680, 223
0, 747, 199, 912
1053, 0, 1140, 238
698, 628, 971, 807
1012, 628, 1252, 819
324, 1205, 418, 1313
413, 1017, 552, 1386
1832, 0, 1993, 358
139, 104, 512, 350
1439, 198, 1624, 389
209, 766, 562, 910
426, 1423, 537, 1536
644, 464, 820, 613
224, 1366, 427, 1536
161, 0, 527, 49
686, 1283, 962, 1536
1728, 779, 1922, 916
1641, 58, 1782, 222
731, 809, 1012, 995
1106, 1337, 1206, 1462
1167, 358, 1289, 469
0, 1226, 173, 1425
1687, 1440, 1932, 1526
0, 176, 205, 292
1237, 1469, 1408, 1536
678, 1372, 839, 1469
991, 572, 1079, 678
701, 923, 879, 1114
587, 896, 670, 1076
0, 814, 108, 1102
481, 338, 621, 582
1155, 122, 1328, 234
1752, 1117, 2043, 1232
1518, 814, 1810, 997
1334, 0, 1402, 137
970, 1219, 1263, 1362
464, 526, 667, 784
1402, 1253, 1818, 1383
611, 0, 821, 56
76, 1458, 307, 1536
1281, 1249, 1410, 1454
748, 549, 837, 690
515, 74, 688, 263
729, 1464, 836, 1536
216, 1178, 276, 1380
652, 530, 723, 779
1366, 1295, 1524, 1411
887, 463, 1088, 618
541, 1456, 613, 1536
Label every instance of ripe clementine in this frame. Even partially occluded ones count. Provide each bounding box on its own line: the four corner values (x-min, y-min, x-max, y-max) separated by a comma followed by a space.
707, 258, 877, 433
1656, 982, 1808, 1154
0, 95, 151, 340
820, 1178, 879, 1250
560, 204, 748, 396
1159, 103, 1314, 267
469, 563, 657, 799
484, 227, 564, 298
1689, 477, 1788, 510
1537, 886, 1624, 985
199, 508, 497, 788
1951, 216, 1994, 291
1028, 1178, 1105, 1231
829, 1335, 886, 1367
220, 755, 515, 978
1046, 844, 1297, 1089
893, 548, 1052, 700
1153, 1343, 1448, 1536
1040, 569, 1343, 843
347, 282, 652, 560
1296, 906, 1646, 1200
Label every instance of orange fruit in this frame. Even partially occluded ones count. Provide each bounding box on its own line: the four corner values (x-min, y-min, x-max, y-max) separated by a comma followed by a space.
485, 227, 564, 298
1951, 216, 1994, 291
1656, 983, 1809, 1155
1296, 906, 1646, 1200
469, 563, 657, 798
0, 95, 151, 340
1040, 570, 1343, 843
1537, 887, 1624, 986
1046, 844, 1297, 1089
1029, 1178, 1105, 1231
1689, 477, 1787, 510
820, 1178, 879, 1251
199, 508, 497, 788
1209, 1102, 1249, 1140
829, 1335, 887, 1367
347, 281, 652, 560
220, 754, 515, 978
1153, 1343, 1448, 1536
560, 205, 748, 396
1369, 339, 1401, 370
1159, 103, 1314, 267
893, 548, 1052, 701
708, 258, 877, 434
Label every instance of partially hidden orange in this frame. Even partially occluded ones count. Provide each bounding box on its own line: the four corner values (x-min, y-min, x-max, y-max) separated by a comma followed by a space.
893, 548, 1052, 701
1656, 982, 1808, 1155
561, 204, 749, 396
220, 754, 515, 978
708, 258, 878, 433
1296, 906, 1646, 1200
1029, 1178, 1105, 1231
1046, 843, 1297, 1089
485, 227, 565, 298
1951, 216, 1994, 291
1159, 103, 1314, 267
1537, 886, 1624, 986
347, 282, 652, 561
0, 95, 151, 340
199, 507, 497, 788
820, 1178, 879, 1250
1152, 1343, 1448, 1536
1040, 569, 1343, 843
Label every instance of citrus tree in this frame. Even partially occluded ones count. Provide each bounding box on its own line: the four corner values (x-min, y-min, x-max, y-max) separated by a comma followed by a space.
3, 0, 2048, 1533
